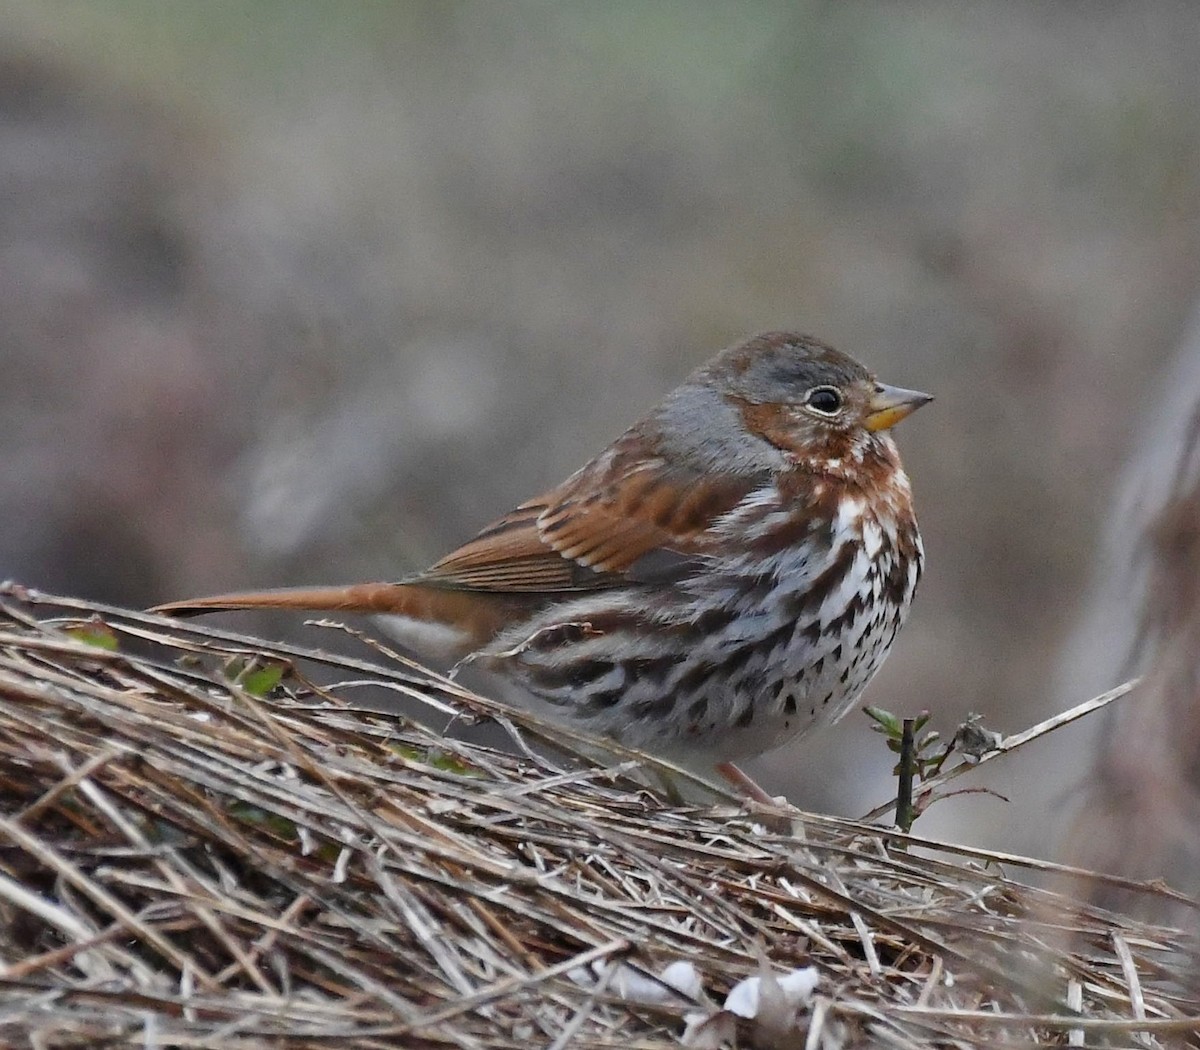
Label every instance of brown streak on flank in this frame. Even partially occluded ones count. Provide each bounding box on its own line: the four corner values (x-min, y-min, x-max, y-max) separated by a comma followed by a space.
623, 654, 680, 687
824, 590, 868, 637
748, 474, 841, 556
632, 695, 676, 721
882, 524, 921, 608
674, 659, 719, 697
785, 540, 858, 618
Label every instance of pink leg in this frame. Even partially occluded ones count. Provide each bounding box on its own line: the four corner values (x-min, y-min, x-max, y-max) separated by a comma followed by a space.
715, 761, 787, 806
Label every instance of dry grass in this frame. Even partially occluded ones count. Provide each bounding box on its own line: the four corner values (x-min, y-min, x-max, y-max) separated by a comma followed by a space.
0, 586, 1197, 1048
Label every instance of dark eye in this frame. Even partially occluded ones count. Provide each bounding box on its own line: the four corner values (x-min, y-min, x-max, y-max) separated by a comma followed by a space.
805, 386, 843, 415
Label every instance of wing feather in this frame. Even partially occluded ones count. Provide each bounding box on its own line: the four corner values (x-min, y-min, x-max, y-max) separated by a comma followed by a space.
413, 437, 764, 595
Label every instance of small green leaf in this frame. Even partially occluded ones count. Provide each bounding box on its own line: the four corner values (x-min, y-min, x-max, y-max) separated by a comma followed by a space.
389, 742, 477, 776
67, 623, 120, 651
314, 840, 344, 863
428, 750, 474, 775
240, 663, 285, 696
228, 801, 299, 841
864, 707, 902, 735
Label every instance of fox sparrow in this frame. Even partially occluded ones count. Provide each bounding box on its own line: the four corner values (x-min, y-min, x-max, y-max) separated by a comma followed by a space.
156, 332, 931, 801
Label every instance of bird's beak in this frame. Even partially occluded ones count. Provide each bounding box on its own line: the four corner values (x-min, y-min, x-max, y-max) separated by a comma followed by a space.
864, 383, 933, 432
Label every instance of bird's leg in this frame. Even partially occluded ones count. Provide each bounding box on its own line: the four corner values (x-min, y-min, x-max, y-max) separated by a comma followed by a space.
714, 761, 789, 807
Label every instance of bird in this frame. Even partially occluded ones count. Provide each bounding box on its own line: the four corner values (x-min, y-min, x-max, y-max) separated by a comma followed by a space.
154, 332, 931, 803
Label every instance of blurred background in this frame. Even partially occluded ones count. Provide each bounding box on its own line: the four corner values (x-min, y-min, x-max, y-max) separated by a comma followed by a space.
4, 1, 1200, 880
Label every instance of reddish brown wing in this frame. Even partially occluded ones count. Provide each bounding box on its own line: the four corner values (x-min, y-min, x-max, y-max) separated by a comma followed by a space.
413, 442, 761, 595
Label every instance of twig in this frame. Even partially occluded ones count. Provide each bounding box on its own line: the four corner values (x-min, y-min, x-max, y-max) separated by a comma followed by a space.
861, 679, 1140, 823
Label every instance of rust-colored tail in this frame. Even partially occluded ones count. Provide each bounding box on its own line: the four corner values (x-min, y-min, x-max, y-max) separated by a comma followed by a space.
151, 581, 528, 660
151, 583, 416, 618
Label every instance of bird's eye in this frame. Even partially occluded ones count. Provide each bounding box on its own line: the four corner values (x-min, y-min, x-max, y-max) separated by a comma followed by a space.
805, 386, 843, 415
